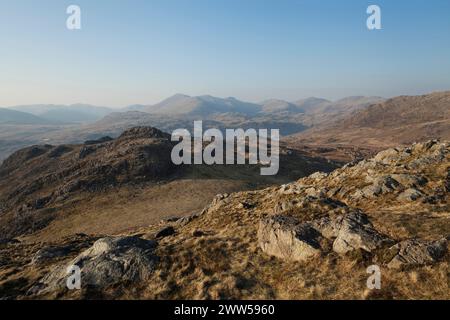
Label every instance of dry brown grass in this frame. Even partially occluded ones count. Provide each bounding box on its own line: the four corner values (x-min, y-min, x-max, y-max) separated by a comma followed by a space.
21, 179, 249, 243
128, 188, 449, 300
1, 140, 448, 300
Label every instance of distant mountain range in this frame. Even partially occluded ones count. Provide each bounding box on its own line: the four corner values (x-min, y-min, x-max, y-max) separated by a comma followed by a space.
7, 104, 114, 124
83, 94, 383, 141
2, 91, 450, 162
0, 108, 52, 125
143, 94, 262, 116
140, 94, 383, 117
1, 95, 385, 125
0, 94, 383, 123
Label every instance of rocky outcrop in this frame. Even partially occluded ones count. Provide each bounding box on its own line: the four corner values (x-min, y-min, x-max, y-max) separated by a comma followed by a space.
30, 236, 158, 296
0, 126, 177, 209
359, 175, 401, 198
0, 126, 180, 239
312, 212, 393, 254
259, 211, 392, 261
258, 140, 449, 264
258, 210, 448, 269
258, 215, 323, 262
313, 140, 449, 205
117, 126, 170, 140
386, 238, 448, 269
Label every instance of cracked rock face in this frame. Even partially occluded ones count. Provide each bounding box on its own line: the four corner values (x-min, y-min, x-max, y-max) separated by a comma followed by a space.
258, 215, 323, 262
258, 211, 393, 261
258, 210, 448, 268
313, 212, 393, 254
360, 176, 401, 198
387, 238, 448, 269
29, 236, 158, 295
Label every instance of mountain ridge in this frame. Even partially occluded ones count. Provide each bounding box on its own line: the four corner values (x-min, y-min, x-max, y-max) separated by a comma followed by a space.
289, 91, 450, 149
7, 104, 114, 123
0, 108, 53, 125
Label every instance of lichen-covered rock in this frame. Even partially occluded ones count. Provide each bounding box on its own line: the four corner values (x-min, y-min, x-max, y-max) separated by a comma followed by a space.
29, 236, 158, 296
312, 212, 393, 254
373, 148, 401, 164
332, 215, 392, 254
408, 140, 448, 169
387, 238, 448, 269
361, 175, 401, 198
259, 211, 392, 262
258, 215, 323, 262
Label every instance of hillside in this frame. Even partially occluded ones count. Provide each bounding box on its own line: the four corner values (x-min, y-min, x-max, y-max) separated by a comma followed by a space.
0, 105, 115, 162
144, 94, 262, 116
0, 108, 50, 125
260, 99, 304, 114
344, 92, 450, 128
0, 127, 176, 238
319, 96, 385, 115
0, 126, 338, 243
0, 140, 448, 299
8, 104, 114, 123
289, 91, 450, 151
142, 94, 383, 118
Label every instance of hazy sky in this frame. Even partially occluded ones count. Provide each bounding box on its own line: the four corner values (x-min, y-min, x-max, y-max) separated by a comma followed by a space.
1, 0, 450, 107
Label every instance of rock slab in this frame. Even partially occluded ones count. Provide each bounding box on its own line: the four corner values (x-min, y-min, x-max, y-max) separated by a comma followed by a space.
258, 215, 322, 262
29, 236, 158, 296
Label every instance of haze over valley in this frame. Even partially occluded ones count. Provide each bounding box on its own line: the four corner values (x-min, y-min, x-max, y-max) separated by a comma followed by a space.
0, 93, 386, 161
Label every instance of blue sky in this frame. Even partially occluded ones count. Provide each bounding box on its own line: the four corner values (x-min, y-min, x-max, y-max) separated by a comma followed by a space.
0, 0, 449, 107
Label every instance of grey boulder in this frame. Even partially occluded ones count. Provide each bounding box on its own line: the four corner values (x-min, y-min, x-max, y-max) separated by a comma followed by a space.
29, 236, 158, 295
312, 212, 393, 254
387, 238, 447, 269
258, 215, 322, 262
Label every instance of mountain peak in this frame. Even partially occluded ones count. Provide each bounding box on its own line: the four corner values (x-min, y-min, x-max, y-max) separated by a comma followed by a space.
169, 93, 191, 99
144, 94, 261, 116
